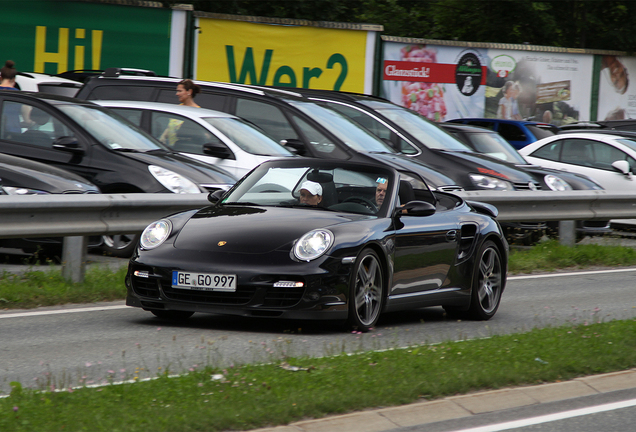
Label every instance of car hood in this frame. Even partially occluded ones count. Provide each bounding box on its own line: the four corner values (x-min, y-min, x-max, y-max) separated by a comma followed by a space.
439, 151, 537, 184
366, 153, 459, 189
121, 149, 238, 186
174, 206, 371, 253
0, 153, 99, 193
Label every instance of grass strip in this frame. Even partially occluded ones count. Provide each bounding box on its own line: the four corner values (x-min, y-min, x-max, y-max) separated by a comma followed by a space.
1, 319, 635, 431
0, 240, 636, 310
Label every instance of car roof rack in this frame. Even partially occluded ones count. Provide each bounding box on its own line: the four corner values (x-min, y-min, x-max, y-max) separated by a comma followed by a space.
558, 129, 636, 138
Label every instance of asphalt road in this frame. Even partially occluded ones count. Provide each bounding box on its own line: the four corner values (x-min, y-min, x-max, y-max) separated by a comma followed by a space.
1, 266, 636, 396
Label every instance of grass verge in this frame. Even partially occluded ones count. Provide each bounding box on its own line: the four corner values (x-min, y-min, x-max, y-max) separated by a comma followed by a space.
1, 319, 635, 431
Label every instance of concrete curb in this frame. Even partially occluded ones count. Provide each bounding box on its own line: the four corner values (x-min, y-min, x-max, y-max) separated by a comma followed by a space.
250, 368, 636, 432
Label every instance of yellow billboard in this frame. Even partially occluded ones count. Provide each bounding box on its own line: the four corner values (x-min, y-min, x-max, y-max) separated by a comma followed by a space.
195, 17, 371, 92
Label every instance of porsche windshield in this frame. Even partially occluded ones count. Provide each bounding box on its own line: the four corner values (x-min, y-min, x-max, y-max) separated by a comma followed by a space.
222, 164, 394, 216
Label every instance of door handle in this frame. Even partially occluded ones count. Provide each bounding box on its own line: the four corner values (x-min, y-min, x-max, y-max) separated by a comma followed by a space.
446, 230, 457, 242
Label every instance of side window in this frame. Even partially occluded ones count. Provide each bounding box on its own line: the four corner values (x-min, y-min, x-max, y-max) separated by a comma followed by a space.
235, 98, 298, 144
291, 115, 348, 158
530, 140, 561, 162
1, 101, 74, 147
498, 123, 527, 141
156, 89, 228, 112
150, 112, 222, 154
109, 108, 142, 127
560, 139, 593, 166
90, 85, 155, 101
589, 141, 631, 170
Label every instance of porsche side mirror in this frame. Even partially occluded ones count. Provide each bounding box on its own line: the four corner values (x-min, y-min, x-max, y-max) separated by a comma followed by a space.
207, 189, 226, 204
203, 143, 234, 160
52, 136, 84, 154
280, 138, 307, 156
612, 160, 632, 177
396, 200, 436, 217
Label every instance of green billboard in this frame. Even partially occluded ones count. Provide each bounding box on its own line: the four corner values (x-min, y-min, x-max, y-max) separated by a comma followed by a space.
0, 1, 172, 75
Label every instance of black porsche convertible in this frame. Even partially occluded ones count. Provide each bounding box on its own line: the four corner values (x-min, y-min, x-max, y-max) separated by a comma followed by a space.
126, 159, 508, 331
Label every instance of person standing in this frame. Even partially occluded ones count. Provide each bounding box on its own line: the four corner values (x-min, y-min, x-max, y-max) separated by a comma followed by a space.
175, 79, 200, 107
0, 60, 18, 90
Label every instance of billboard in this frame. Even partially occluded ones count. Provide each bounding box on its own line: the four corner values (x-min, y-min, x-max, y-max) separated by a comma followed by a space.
484, 50, 593, 125
195, 16, 379, 93
0, 1, 172, 75
381, 42, 488, 122
381, 39, 595, 125
597, 55, 636, 120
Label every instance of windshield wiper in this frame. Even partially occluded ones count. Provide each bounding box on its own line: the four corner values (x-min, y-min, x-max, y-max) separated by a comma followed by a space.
112, 148, 142, 153
222, 202, 261, 206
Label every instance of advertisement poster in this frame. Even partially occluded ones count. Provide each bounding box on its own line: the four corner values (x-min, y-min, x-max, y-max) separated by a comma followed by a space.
0, 1, 172, 75
381, 42, 488, 122
597, 55, 636, 120
484, 50, 593, 125
195, 18, 376, 93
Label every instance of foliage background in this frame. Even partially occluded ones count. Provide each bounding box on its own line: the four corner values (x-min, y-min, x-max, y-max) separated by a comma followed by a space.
166, 0, 636, 53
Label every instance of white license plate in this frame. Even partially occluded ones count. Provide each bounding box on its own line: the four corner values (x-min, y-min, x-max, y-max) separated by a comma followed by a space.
172, 271, 236, 292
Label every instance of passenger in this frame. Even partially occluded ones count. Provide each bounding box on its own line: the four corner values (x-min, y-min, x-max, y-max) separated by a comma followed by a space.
299, 181, 322, 206
374, 178, 388, 207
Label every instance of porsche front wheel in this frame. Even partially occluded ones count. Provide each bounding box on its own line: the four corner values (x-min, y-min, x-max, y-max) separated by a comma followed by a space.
348, 248, 384, 332
468, 240, 504, 320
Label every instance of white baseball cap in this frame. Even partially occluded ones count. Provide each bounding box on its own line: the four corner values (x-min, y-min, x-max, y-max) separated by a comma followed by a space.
300, 181, 322, 196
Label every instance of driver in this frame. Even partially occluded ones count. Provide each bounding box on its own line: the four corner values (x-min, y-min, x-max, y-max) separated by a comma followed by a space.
299, 181, 322, 206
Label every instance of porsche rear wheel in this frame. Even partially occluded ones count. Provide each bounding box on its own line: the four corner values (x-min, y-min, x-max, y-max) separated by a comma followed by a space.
468, 240, 503, 320
150, 310, 195, 320
348, 248, 384, 332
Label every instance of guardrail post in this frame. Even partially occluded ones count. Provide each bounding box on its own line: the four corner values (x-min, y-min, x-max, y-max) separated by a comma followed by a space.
62, 236, 88, 283
559, 220, 576, 247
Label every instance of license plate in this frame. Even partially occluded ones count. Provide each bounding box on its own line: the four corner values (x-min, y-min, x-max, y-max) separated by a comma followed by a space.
172, 271, 236, 292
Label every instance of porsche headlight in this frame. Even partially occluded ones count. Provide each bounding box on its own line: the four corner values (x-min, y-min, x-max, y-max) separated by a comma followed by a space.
140, 219, 172, 250
469, 174, 514, 191
148, 165, 200, 194
544, 174, 572, 191
294, 229, 334, 261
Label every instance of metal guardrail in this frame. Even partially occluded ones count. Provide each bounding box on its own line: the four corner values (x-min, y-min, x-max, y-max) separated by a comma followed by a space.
2, 190, 635, 282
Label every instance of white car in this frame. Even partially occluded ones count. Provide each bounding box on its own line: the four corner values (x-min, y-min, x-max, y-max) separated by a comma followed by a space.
15, 72, 81, 97
519, 131, 636, 192
96, 101, 296, 178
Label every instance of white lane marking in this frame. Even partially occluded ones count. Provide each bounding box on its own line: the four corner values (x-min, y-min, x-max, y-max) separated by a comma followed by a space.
509, 267, 636, 280
0, 304, 129, 319
448, 398, 636, 432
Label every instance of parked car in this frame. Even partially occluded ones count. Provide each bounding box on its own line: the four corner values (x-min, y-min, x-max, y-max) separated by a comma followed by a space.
446, 118, 558, 150
558, 119, 636, 132
95, 101, 296, 178
519, 132, 636, 192
519, 131, 636, 231
441, 122, 611, 237
76, 70, 466, 193
0, 152, 102, 254
126, 158, 508, 331
14, 72, 82, 97
0, 91, 237, 256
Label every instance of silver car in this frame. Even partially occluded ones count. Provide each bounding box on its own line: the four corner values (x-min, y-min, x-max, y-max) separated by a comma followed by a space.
96, 101, 296, 178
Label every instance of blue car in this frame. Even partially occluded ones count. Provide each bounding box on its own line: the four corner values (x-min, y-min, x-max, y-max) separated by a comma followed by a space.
446, 118, 558, 150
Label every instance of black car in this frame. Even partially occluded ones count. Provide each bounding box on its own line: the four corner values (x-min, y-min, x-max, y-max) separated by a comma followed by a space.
74, 71, 474, 192
0, 91, 237, 256
0, 152, 102, 253
126, 159, 508, 331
